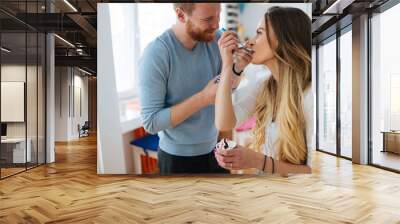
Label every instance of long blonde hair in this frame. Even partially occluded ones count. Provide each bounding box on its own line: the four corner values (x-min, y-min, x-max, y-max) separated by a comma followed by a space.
251, 7, 311, 165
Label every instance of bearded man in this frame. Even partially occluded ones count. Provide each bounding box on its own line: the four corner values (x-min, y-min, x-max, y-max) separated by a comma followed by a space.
139, 3, 252, 174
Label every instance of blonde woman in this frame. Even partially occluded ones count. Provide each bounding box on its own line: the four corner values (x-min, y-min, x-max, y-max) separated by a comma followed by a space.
214, 7, 314, 175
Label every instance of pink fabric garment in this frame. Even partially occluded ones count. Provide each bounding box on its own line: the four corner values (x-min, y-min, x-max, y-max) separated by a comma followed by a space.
235, 116, 256, 132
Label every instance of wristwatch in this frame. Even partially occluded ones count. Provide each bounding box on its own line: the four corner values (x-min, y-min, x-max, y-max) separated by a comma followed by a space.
232, 63, 243, 76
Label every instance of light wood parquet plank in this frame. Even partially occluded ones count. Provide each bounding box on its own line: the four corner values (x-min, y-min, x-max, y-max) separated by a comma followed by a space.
0, 134, 399, 223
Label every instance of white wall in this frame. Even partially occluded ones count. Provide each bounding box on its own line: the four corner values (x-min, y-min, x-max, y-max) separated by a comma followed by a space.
238, 3, 312, 40
55, 66, 68, 141
76, 72, 89, 134
312, 45, 317, 144
97, 3, 132, 174
1, 65, 26, 132
54, 67, 89, 141
1, 65, 40, 138
72, 73, 89, 138
1, 63, 46, 164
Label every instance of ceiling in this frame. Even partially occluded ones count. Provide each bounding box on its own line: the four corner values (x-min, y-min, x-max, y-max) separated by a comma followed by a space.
1, 0, 99, 74
0, 0, 393, 75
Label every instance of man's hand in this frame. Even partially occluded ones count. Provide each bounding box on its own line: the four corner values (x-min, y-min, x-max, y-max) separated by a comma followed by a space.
199, 76, 219, 106
171, 75, 219, 128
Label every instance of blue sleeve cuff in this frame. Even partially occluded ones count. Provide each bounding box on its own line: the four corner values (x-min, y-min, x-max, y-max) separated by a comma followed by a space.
156, 107, 172, 131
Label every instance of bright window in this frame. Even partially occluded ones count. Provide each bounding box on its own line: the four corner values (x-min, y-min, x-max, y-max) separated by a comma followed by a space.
137, 4, 176, 56
371, 2, 400, 170
109, 4, 176, 100
318, 37, 337, 154
340, 29, 352, 158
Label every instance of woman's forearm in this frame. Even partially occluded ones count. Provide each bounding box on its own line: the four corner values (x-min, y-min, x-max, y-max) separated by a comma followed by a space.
275, 160, 311, 174
262, 157, 311, 174
215, 64, 237, 131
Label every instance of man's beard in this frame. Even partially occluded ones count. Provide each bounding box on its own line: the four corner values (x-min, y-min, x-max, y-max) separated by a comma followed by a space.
186, 20, 216, 42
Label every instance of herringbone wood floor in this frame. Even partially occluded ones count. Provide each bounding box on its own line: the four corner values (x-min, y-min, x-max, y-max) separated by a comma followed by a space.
1, 134, 400, 224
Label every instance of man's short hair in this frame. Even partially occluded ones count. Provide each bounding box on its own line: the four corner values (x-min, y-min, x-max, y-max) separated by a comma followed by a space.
173, 3, 195, 15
